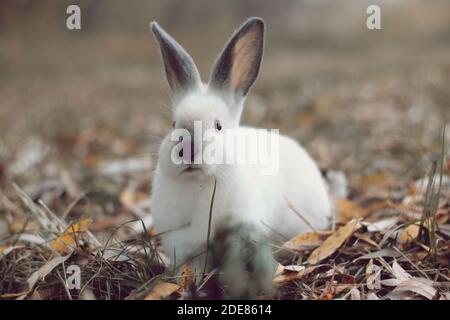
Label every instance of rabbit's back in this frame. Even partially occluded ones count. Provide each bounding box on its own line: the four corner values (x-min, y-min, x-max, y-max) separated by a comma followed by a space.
236, 127, 332, 240
275, 133, 331, 236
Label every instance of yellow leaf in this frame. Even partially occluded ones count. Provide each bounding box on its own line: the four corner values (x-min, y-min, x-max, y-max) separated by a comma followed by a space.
144, 282, 180, 300
52, 217, 92, 254
307, 219, 362, 265
282, 231, 332, 251
334, 199, 367, 223
399, 223, 420, 243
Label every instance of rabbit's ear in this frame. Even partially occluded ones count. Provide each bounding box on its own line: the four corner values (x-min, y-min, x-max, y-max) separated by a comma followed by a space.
209, 17, 265, 100
150, 21, 201, 96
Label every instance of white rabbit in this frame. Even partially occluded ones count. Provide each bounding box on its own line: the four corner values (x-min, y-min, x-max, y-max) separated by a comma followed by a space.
150, 17, 332, 271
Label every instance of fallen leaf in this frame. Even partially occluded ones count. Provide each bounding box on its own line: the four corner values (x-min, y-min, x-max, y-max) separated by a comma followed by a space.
282, 231, 331, 251
366, 292, 380, 300
144, 282, 180, 300
307, 219, 362, 264
392, 279, 437, 300
334, 199, 367, 223
381, 260, 435, 299
364, 217, 398, 232
366, 259, 381, 290
283, 265, 306, 272
18, 254, 72, 300
350, 287, 361, 300
51, 217, 92, 254
398, 223, 420, 244
178, 263, 194, 293
357, 248, 402, 260
354, 232, 380, 248
391, 260, 412, 282
440, 292, 450, 300
365, 201, 390, 214
273, 264, 317, 285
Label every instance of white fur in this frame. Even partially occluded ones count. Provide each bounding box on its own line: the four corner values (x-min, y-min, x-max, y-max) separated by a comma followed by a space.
150, 19, 332, 270
151, 91, 331, 269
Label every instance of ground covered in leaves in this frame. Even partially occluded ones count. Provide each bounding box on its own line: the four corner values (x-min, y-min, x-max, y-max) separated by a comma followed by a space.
1, 1, 450, 300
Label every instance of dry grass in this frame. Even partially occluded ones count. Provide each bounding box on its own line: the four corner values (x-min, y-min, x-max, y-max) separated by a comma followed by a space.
0, 149, 449, 300
1, 0, 450, 300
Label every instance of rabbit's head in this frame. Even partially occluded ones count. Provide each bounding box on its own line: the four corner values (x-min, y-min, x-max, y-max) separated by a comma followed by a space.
151, 18, 265, 179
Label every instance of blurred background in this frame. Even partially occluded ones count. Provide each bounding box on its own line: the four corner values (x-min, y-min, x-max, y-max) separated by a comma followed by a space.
0, 0, 449, 217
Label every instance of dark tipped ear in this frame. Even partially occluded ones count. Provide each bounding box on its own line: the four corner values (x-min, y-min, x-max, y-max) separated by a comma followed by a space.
150, 21, 201, 96
209, 17, 265, 100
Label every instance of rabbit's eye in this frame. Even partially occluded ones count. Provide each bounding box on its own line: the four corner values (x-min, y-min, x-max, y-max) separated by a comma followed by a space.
172, 121, 176, 128
215, 120, 222, 131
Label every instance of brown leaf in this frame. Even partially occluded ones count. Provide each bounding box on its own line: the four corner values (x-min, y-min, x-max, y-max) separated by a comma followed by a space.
282, 231, 332, 251
307, 219, 362, 264
144, 282, 180, 300
354, 232, 380, 248
334, 199, 367, 223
